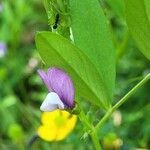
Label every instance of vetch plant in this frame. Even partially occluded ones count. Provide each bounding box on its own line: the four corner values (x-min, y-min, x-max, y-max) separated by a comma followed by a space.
38, 67, 75, 111
35, 0, 150, 149
0, 42, 7, 57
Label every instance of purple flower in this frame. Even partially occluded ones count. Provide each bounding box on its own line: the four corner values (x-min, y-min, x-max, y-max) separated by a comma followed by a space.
38, 67, 75, 112
0, 42, 7, 58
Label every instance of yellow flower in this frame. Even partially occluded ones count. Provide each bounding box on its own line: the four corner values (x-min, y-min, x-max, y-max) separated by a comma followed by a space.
38, 110, 77, 141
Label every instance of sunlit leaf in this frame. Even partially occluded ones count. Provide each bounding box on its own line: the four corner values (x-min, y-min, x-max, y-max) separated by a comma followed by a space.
145, 0, 150, 22
106, 0, 125, 18
124, 0, 150, 60
70, 0, 116, 106
36, 32, 112, 109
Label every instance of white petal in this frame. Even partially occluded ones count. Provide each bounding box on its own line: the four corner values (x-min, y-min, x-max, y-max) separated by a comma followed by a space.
40, 92, 64, 112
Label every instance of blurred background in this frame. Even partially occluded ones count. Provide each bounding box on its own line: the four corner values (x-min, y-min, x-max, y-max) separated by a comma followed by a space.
0, 0, 149, 149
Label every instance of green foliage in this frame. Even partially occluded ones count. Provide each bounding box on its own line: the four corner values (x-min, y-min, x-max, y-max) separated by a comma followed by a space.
70, 0, 116, 105
43, 0, 71, 38
8, 123, 24, 141
106, 0, 125, 19
36, 32, 111, 109
0, 0, 149, 149
124, 0, 150, 60
145, 0, 150, 21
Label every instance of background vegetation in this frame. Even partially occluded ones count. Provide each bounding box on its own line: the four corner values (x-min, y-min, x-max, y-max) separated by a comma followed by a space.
0, 0, 149, 149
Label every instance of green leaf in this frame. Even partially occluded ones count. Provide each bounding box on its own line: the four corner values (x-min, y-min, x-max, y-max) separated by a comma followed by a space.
70, 0, 116, 105
106, 0, 125, 18
145, 0, 150, 22
36, 32, 112, 109
124, 0, 150, 60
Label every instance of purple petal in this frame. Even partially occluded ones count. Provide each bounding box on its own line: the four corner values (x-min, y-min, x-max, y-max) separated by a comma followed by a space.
0, 42, 7, 57
37, 69, 52, 92
47, 67, 74, 108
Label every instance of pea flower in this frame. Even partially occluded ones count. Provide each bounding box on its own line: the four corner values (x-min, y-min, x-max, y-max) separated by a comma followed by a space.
38, 110, 77, 141
38, 67, 75, 112
0, 42, 7, 58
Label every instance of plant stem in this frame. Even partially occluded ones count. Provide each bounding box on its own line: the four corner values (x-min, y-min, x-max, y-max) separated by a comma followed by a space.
90, 130, 102, 150
95, 73, 150, 132
78, 109, 93, 131
78, 104, 102, 149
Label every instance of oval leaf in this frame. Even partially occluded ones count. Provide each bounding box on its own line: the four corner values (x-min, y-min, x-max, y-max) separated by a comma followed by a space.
36, 32, 112, 109
145, 0, 150, 22
70, 0, 116, 106
124, 0, 150, 60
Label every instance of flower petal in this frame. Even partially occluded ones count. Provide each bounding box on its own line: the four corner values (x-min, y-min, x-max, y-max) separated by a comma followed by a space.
47, 67, 74, 108
0, 42, 7, 57
41, 110, 59, 125
38, 125, 57, 141
37, 69, 52, 92
38, 110, 77, 142
55, 114, 77, 141
40, 92, 65, 112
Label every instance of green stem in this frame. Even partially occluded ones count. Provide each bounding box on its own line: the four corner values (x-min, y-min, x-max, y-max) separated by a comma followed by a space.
78, 104, 102, 149
90, 130, 102, 150
78, 110, 92, 130
95, 73, 150, 132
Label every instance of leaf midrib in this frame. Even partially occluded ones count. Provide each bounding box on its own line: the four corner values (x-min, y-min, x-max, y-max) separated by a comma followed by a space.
37, 32, 110, 109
